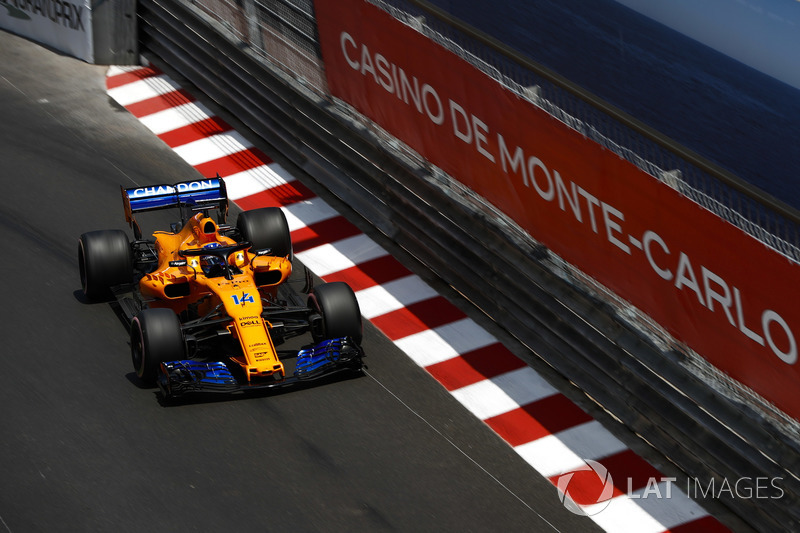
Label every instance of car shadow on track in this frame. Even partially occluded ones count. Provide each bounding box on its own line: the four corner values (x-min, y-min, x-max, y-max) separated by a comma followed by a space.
122, 368, 367, 408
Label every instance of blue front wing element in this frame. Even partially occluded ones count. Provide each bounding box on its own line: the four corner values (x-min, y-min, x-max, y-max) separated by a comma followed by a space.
294, 337, 361, 379
158, 337, 363, 398
160, 360, 239, 395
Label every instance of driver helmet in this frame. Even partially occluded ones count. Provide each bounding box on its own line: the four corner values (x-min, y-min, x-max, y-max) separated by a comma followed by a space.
200, 242, 225, 275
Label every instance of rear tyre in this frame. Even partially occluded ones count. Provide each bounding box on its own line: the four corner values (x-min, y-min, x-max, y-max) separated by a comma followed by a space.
309, 282, 362, 345
78, 230, 133, 301
131, 308, 186, 387
236, 207, 292, 261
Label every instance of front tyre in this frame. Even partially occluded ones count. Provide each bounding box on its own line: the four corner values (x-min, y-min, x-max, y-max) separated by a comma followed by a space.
236, 207, 292, 261
131, 308, 186, 387
309, 282, 363, 345
78, 230, 133, 301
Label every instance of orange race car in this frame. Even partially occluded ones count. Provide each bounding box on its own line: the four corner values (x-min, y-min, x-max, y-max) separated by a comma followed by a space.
78, 178, 364, 400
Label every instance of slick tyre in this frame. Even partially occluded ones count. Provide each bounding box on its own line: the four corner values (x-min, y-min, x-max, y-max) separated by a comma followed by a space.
236, 207, 292, 261
309, 282, 363, 345
78, 230, 133, 301
131, 308, 186, 387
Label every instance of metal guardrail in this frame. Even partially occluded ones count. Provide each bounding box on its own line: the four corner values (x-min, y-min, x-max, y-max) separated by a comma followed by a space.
136, 0, 800, 530
188, 0, 327, 93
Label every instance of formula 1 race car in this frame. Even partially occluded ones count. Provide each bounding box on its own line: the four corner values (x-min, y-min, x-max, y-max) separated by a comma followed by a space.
78, 177, 364, 400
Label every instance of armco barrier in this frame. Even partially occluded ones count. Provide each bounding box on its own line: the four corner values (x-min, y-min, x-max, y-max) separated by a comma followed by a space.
136, 0, 800, 529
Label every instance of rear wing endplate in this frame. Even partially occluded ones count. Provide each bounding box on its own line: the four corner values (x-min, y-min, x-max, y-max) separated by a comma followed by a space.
122, 176, 228, 239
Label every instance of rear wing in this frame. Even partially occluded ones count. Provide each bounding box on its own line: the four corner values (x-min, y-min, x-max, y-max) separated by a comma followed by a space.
122, 177, 229, 239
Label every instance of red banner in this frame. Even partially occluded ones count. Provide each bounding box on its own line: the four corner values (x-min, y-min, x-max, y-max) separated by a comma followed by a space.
315, 0, 800, 420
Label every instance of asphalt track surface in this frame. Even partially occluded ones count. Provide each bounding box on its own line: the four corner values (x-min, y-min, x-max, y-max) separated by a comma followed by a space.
0, 30, 605, 533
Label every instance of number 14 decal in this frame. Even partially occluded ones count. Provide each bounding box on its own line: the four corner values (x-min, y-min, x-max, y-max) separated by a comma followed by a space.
232, 292, 255, 306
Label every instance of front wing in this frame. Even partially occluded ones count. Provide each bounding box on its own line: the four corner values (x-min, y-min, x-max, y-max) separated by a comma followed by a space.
157, 337, 364, 399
